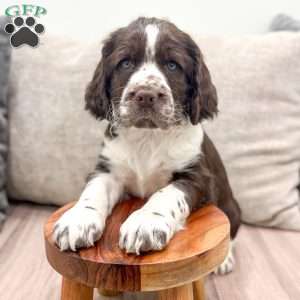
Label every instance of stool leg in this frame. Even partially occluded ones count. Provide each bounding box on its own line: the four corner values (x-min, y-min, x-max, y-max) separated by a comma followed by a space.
158, 283, 194, 300
193, 278, 205, 300
61, 277, 94, 300
98, 287, 121, 297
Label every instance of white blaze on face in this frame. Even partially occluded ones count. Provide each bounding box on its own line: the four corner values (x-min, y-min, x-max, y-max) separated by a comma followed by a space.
145, 24, 159, 58
120, 24, 174, 109
128, 63, 170, 90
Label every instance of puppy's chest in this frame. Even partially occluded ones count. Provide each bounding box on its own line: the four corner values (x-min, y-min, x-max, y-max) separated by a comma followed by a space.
102, 126, 203, 197
117, 150, 175, 197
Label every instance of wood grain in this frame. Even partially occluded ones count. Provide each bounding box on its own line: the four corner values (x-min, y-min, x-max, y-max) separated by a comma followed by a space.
44, 198, 230, 292
0, 204, 61, 300
61, 277, 93, 300
158, 283, 194, 300
98, 288, 122, 297
193, 279, 205, 300
209, 225, 300, 300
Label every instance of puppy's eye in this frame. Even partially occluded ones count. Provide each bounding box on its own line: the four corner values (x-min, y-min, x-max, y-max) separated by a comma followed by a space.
119, 59, 134, 69
166, 61, 178, 71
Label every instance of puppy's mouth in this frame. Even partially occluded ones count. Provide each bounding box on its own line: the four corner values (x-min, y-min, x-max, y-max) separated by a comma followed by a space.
133, 118, 158, 129
116, 81, 179, 129
119, 108, 173, 129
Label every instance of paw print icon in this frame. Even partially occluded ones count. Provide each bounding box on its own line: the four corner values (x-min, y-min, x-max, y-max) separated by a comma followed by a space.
4, 16, 45, 48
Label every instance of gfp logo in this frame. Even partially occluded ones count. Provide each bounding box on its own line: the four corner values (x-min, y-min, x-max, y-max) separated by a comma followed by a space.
4, 4, 47, 48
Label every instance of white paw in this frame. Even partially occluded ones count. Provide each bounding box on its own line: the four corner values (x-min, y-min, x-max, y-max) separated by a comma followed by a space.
119, 209, 176, 255
214, 244, 235, 275
53, 206, 105, 251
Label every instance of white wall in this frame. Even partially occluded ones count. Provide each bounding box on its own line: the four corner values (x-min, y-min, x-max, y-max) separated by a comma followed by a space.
1, 0, 300, 41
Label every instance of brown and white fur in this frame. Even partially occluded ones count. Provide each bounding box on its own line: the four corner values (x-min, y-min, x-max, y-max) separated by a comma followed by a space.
53, 17, 241, 275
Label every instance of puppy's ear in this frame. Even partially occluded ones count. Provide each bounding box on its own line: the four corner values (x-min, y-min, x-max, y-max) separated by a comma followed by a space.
85, 58, 111, 120
188, 48, 218, 125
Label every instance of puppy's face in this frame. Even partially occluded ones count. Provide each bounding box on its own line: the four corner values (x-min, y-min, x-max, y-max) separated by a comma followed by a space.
85, 17, 218, 129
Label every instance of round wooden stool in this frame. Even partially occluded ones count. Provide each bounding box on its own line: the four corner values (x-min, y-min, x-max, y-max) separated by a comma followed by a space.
44, 198, 230, 300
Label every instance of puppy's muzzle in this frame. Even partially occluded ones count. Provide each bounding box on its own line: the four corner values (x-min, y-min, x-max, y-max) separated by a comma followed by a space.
125, 85, 169, 109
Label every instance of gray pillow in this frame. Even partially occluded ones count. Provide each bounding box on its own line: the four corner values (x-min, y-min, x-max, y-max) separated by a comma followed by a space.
270, 14, 300, 32
0, 16, 11, 227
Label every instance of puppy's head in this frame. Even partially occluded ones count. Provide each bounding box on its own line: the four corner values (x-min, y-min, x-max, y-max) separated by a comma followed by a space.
85, 17, 218, 129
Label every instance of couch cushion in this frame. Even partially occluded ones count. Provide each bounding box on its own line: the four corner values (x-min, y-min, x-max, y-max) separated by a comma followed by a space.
197, 33, 300, 230
0, 16, 11, 227
7, 36, 105, 206
7, 32, 300, 230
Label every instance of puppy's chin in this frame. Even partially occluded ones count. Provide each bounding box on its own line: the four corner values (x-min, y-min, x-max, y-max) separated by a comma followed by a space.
119, 115, 171, 130
134, 118, 158, 129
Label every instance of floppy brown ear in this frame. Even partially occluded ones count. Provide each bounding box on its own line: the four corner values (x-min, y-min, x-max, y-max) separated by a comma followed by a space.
85, 58, 111, 120
189, 52, 218, 125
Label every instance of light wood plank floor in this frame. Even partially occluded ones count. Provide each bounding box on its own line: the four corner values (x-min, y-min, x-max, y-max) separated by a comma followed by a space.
0, 203, 299, 300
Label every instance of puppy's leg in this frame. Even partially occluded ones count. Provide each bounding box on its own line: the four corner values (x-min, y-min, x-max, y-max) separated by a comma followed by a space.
215, 198, 241, 275
119, 184, 190, 254
53, 173, 123, 251
214, 240, 235, 275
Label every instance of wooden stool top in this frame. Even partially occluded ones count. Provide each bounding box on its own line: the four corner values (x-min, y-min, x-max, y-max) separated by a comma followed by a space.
44, 198, 229, 292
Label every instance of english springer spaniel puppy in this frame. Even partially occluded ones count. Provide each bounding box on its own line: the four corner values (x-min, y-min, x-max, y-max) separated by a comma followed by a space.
53, 17, 241, 275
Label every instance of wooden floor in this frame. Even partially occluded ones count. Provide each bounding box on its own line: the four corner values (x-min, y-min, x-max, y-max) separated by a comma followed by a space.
0, 203, 299, 300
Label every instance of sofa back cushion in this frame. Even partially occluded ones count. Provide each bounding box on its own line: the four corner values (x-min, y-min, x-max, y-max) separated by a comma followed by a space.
8, 36, 105, 205
197, 33, 300, 230
7, 32, 300, 230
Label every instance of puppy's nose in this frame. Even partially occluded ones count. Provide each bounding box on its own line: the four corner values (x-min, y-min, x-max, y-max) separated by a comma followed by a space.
134, 89, 157, 105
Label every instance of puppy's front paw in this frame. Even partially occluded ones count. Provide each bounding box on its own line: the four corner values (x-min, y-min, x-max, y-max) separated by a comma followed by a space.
53, 206, 105, 251
119, 209, 176, 255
